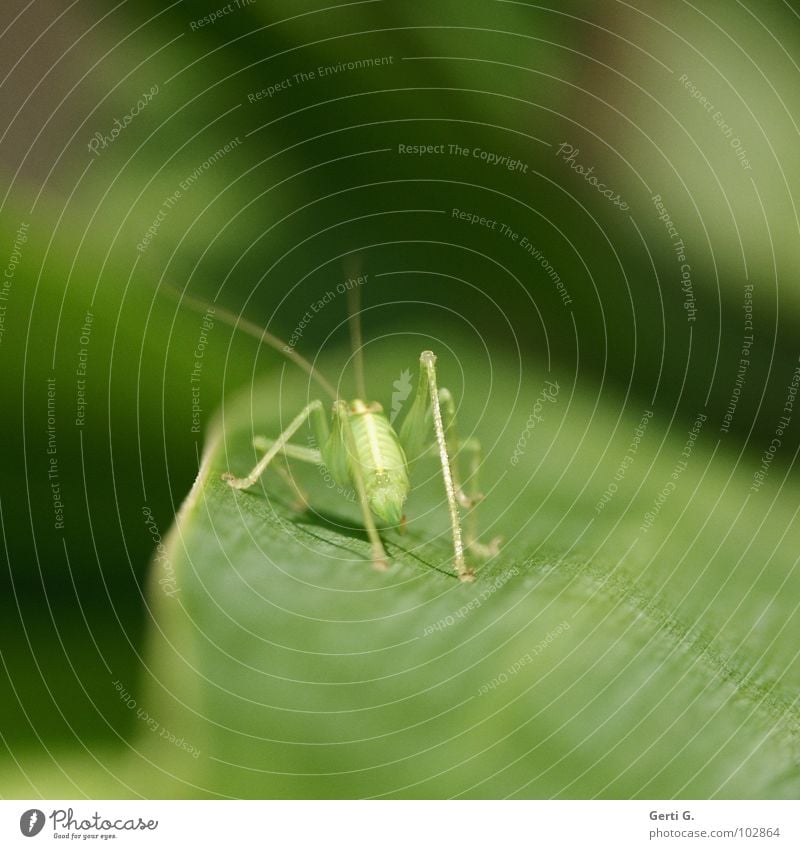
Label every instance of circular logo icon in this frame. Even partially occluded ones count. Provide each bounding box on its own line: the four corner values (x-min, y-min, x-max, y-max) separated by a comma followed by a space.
19, 809, 45, 837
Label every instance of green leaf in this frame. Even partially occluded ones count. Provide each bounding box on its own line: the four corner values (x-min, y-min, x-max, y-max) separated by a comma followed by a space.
124, 339, 800, 797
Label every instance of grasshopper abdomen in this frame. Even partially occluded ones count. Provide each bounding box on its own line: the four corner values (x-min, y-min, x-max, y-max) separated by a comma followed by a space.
346, 400, 410, 525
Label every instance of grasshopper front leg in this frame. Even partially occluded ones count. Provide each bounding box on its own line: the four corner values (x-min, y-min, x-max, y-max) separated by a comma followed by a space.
222, 399, 328, 489
400, 351, 474, 582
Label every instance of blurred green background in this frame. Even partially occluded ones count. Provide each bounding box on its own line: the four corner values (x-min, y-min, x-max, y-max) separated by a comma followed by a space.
1, 0, 798, 797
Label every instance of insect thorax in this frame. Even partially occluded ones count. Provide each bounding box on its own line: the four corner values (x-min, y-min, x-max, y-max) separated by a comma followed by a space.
347, 400, 410, 525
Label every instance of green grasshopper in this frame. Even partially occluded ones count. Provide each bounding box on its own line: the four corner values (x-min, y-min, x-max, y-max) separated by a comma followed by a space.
175, 274, 500, 581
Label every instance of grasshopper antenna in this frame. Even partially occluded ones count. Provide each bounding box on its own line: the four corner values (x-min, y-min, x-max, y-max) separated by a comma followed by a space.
345, 255, 367, 399
160, 282, 337, 401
